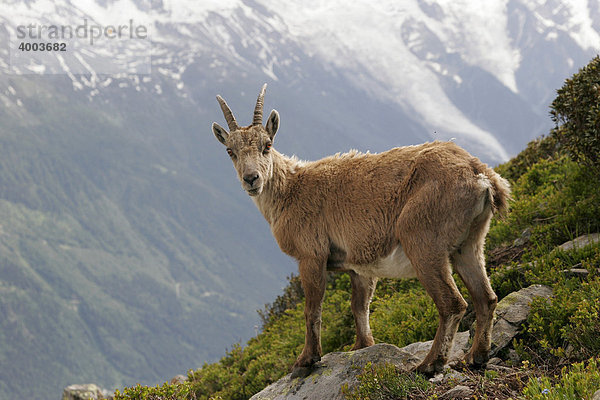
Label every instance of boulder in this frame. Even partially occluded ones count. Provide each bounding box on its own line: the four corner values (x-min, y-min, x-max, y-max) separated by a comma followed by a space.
558, 233, 600, 252
250, 343, 416, 400
512, 228, 532, 247
170, 374, 188, 384
62, 384, 104, 400
490, 284, 553, 357
251, 284, 552, 400
441, 385, 472, 399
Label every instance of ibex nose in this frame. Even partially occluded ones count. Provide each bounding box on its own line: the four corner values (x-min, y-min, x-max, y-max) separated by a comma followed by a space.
243, 172, 259, 186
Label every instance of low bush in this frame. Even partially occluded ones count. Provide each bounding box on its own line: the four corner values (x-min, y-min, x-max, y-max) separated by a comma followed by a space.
522, 358, 600, 400
341, 363, 431, 400
550, 55, 600, 174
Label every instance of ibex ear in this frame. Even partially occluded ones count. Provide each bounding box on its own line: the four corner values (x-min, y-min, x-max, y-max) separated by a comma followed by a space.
265, 110, 279, 140
212, 122, 229, 145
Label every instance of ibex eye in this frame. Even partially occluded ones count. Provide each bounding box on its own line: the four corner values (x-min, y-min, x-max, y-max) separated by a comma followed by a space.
264, 142, 272, 154
226, 148, 234, 157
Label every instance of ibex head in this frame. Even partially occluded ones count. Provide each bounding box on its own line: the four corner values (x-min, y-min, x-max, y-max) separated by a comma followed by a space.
212, 84, 280, 196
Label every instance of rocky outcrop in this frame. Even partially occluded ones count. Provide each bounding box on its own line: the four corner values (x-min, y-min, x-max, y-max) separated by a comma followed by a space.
489, 284, 552, 357
251, 284, 552, 400
62, 384, 108, 400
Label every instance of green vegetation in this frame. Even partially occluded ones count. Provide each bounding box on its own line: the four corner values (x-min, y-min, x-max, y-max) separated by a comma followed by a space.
114, 382, 195, 400
369, 281, 437, 348
489, 154, 600, 257
115, 271, 444, 400
341, 363, 431, 400
522, 358, 600, 400
550, 55, 600, 174
115, 56, 600, 400
488, 154, 600, 297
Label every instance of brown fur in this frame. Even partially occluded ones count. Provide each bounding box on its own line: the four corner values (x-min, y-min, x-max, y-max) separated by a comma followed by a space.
212, 85, 511, 376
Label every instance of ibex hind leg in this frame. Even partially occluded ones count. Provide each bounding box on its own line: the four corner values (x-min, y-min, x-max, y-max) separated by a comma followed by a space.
408, 251, 468, 375
451, 212, 497, 367
349, 271, 377, 350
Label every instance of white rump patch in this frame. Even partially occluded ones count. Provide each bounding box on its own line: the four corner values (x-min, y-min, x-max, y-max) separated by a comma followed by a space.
473, 173, 492, 217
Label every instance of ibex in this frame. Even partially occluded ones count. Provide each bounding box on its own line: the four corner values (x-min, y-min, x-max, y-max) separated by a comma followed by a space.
211, 84, 511, 377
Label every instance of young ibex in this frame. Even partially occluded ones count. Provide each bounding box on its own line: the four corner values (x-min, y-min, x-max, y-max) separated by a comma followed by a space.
212, 84, 511, 377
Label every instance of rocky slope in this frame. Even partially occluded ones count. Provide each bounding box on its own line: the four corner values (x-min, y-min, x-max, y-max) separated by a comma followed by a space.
251, 284, 553, 400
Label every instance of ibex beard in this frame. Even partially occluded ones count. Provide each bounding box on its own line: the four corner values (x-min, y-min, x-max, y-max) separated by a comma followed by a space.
211, 84, 511, 378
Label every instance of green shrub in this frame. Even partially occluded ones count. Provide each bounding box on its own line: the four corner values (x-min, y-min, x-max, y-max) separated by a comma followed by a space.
495, 135, 559, 183
522, 358, 600, 400
341, 363, 430, 400
370, 285, 438, 347
524, 272, 600, 361
486, 155, 600, 255
566, 293, 600, 358
114, 271, 440, 400
164, 274, 355, 400
114, 381, 194, 400
257, 274, 304, 329
551, 55, 600, 174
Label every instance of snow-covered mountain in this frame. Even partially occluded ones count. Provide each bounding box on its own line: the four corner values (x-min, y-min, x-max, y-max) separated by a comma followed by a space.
2, 0, 599, 161
0, 1, 599, 399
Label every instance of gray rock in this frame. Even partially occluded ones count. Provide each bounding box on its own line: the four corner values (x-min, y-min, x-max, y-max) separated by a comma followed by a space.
490, 284, 553, 357
251, 343, 406, 400
62, 384, 104, 400
170, 374, 188, 384
558, 233, 600, 252
486, 363, 513, 372
398, 331, 471, 371
592, 389, 600, 400
429, 369, 469, 385
428, 372, 445, 384
506, 349, 521, 365
561, 268, 589, 279
487, 357, 502, 365
250, 336, 472, 400
251, 285, 552, 400
441, 385, 472, 399
513, 228, 532, 247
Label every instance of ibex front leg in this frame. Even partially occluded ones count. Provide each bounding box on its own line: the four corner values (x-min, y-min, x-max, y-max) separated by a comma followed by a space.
291, 257, 327, 378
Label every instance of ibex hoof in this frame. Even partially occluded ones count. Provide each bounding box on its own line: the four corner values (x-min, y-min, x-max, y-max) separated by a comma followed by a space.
351, 337, 375, 351
290, 366, 313, 379
464, 350, 489, 368
416, 359, 445, 377
291, 354, 321, 378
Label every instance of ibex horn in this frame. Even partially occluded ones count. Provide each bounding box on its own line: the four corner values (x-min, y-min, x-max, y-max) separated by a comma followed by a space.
253, 83, 267, 126
216, 95, 240, 131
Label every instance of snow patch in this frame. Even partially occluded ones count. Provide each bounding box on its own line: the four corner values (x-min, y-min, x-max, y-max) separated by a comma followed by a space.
521, 0, 600, 50
259, 0, 511, 161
